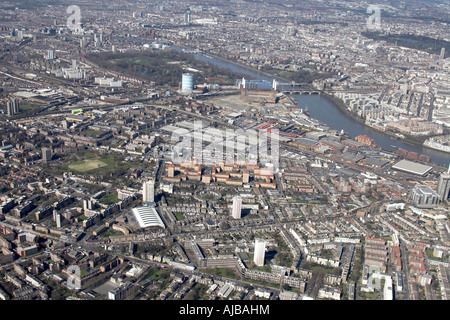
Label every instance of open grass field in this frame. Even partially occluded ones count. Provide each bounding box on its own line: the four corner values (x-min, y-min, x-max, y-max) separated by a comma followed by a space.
98, 192, 120, 205
61, 151, 134, 175
68, 159, 108, 173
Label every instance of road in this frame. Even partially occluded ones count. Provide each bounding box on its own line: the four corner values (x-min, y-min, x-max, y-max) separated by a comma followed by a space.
399, 241, 411, 299
118, 255, 281, 298
0, 221, 62, 243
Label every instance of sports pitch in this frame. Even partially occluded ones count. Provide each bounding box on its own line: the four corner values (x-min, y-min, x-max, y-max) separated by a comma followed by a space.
68, 159, 108, 172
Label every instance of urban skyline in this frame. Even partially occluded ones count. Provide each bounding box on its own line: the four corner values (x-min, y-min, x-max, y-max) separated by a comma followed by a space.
0, 0, 449, 305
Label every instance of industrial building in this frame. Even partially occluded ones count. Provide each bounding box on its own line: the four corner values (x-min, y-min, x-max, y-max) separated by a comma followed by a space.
131, 206, 165, 229
238, 78, 278, 103
391, 159, 433, 176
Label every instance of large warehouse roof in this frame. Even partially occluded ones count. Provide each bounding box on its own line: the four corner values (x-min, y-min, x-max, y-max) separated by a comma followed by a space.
132, 206, 165, 229
392, 159, 433, 176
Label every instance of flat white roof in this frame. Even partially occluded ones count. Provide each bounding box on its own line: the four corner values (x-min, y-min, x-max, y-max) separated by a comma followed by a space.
13, 91, 38, 98
392, 159, 433, 176
227, 112, 242, 118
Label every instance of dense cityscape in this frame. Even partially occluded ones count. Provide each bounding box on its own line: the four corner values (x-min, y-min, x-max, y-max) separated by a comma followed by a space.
0, 0, 449, 305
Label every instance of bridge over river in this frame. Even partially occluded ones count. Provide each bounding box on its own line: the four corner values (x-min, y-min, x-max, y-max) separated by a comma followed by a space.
281, 90, 321, 95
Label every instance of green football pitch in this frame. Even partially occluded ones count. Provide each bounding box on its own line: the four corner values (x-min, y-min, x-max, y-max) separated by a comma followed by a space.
68, 159, 108, 172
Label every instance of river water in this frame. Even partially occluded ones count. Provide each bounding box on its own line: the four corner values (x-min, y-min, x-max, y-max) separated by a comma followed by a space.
293, 95, 449, 166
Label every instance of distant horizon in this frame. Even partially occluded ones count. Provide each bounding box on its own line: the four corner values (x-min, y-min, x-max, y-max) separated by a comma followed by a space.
0, 0, 448, 303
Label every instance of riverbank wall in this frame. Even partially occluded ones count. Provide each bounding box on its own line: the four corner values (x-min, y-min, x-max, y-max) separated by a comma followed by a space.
320, 91, 442, 146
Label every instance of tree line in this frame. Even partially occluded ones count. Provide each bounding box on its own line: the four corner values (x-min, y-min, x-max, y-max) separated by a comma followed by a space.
361, 32, 449, 58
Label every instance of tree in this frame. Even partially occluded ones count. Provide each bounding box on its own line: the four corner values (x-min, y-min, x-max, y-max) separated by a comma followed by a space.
282, 284, 292, 291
